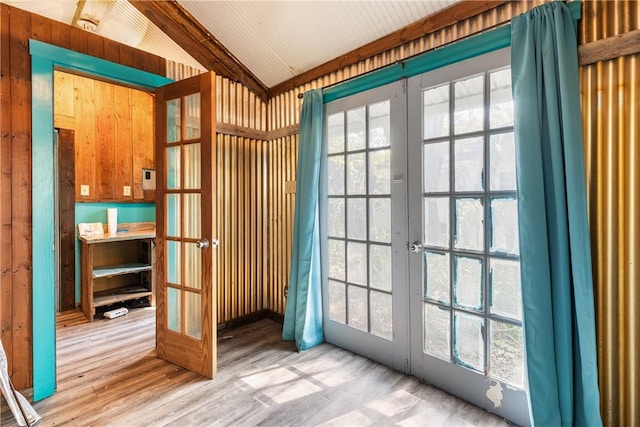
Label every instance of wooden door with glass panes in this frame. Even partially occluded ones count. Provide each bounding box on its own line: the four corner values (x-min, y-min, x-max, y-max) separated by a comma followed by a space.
155, 72, 218, 378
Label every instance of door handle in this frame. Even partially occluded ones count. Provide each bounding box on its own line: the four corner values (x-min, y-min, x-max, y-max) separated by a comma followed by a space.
196, 239, 209, 249
409, 241, 424, 253
196, 239, 219, 249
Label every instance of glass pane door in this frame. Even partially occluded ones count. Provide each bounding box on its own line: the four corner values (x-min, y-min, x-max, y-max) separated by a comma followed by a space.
165, 93, 204, 339
407, 48, 528, 425
156, 72, 217, 379
323, 81, 408, 371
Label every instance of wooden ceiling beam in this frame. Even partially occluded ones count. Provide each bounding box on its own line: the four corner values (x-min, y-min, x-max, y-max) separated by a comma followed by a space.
270, 0, 510, 97
129, 0, 269, 101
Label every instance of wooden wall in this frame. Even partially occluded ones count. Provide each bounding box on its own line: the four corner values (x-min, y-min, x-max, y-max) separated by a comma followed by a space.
54, 71, 155, 202
0, 3, 165, 390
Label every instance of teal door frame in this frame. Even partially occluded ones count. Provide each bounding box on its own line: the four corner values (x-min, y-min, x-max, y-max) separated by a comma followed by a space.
30, 40, 172, 400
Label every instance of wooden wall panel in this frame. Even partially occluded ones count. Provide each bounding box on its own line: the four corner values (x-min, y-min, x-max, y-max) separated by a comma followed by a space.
131, 89, 155, 201
53, 71, 154, 202
0, 3, 167, 390
73, 75, 97, 199
95, 81, 116, 200
8, 4, 34, 389
58, 129, 76, 312
0, 1, 13, 387
114, 86, 133, 202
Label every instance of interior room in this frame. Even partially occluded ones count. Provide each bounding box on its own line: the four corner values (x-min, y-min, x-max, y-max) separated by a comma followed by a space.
0, 0, 638, 426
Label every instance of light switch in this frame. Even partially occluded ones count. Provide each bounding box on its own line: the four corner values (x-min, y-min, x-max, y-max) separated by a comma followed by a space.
123, 186, 131, 196
80, 185, 90, 196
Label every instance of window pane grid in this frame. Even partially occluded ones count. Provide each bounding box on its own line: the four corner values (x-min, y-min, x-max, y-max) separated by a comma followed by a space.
422, 67, 522, 386
326, 102, 392, 339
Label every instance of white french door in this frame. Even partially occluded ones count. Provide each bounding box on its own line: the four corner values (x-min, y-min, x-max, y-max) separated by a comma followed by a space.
323, 48, 529, 425
322, 81, 408, 371
407, 48, 528, 425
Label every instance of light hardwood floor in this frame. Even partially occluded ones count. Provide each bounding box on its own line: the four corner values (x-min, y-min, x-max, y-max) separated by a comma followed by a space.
1, 308, 514, 426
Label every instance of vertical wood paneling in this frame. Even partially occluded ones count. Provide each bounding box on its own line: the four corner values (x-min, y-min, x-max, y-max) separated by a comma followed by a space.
95, 81, 115, 200
54, 71, 153, 202
74, 75, 96, 199
131, 89, 155, 201
58, 129, 76, 312
0, 2, 13, 383
9, 5, 33, 388
0, 3, 167, 389
114, 86, 133, 202
580, 1, 640, 425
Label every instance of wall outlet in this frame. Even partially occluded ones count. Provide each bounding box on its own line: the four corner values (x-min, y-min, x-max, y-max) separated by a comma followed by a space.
80, 185, 90, 196
123, 185, 131, 197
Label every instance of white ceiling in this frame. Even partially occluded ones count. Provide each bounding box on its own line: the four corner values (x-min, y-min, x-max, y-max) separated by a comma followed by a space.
178, 0, 458, 87
2, 0, 460, 88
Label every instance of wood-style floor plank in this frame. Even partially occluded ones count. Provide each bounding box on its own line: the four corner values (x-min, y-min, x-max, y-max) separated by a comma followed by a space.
1, 308, 514, 426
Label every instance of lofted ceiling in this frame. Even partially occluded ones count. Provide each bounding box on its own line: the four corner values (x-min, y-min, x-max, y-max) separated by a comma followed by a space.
1, 0, 506, 98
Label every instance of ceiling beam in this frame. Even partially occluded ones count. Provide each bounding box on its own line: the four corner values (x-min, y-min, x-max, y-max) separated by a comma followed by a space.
129, 0, 269, 101
270, 0, 510, 97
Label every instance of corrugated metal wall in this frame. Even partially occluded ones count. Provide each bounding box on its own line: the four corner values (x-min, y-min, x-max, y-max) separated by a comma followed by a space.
267, 135, 298, 314
167, 62, 270, 324
580, 1, 640, 425
216, 134, 268, 322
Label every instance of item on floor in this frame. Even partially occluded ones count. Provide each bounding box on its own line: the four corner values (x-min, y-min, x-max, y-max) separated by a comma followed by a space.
0, 339, 41, 426
103, 307, 129, 319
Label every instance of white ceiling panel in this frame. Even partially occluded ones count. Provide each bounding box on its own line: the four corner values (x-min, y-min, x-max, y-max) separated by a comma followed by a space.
2, 0, 461, 88
179, 0, 458, 87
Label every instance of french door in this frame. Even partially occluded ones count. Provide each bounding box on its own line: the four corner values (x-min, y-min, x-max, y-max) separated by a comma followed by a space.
324, 49, 529, 425
155, 72, 218, 378
322, 81, 408, 371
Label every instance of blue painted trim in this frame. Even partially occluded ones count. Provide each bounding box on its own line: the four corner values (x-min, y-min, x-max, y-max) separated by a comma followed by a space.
31, 56, 56, 401
323, 0, 581, 103
29, 40, 172, 89
30, 40, 172, 401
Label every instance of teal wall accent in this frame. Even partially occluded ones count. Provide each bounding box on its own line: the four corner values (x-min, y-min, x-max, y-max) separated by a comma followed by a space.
74, 203, 155, 303
29, 40, 172, 90
30, 40, 170, 401
31, 55, 57, 401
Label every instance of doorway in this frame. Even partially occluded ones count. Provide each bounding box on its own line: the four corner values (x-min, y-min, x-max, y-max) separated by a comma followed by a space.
30, 39, 172, 400
322, 48, 529, 425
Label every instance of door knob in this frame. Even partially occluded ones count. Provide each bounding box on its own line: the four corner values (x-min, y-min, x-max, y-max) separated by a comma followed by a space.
409, 241, 423, 253
195, 239, 209, 249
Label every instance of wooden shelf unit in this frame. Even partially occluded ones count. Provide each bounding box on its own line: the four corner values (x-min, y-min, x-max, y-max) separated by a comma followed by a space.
79, 228, 155, 321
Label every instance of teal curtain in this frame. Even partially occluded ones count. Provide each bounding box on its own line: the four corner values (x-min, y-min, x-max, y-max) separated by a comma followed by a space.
282, 89, 324, 351
511, 3, 602, 426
